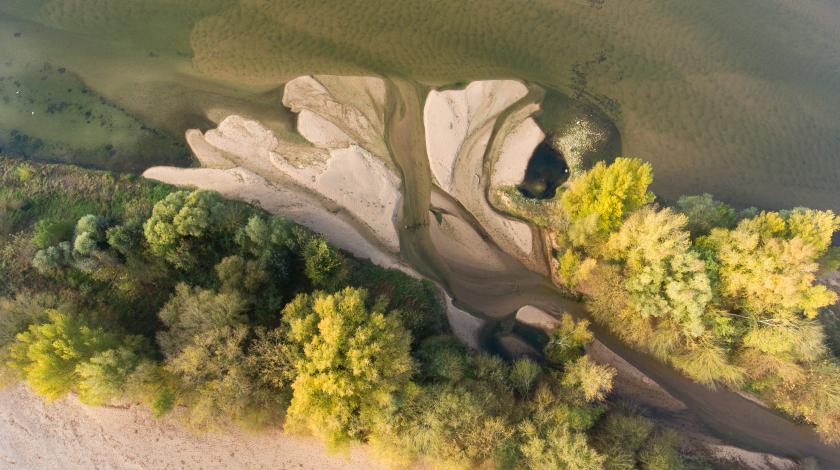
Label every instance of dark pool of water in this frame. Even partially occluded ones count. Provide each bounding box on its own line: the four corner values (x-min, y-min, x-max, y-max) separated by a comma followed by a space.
517, 141, 569, 199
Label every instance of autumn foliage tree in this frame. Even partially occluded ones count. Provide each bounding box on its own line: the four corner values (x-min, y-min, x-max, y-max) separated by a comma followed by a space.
282, 287, 414, 447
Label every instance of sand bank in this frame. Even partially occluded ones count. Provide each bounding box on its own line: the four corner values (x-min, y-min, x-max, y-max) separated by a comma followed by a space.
0, 384, 380, 470
423, 80, 539, 270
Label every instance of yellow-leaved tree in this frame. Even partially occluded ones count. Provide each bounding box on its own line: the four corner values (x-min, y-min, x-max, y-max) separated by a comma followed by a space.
283, 287, 414, 448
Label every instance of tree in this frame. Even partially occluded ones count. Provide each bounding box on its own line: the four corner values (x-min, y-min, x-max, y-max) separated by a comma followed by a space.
605, 207, 714, 338
700, 209, 839, 321
561, 356, 615, 402
558, 157, 654, 251
165, 324, 275, 429
509, 358, 543, 396
675, 193, 737, 238
545, 314, 594, 364
32, 241, 73, 274
370, 383, 512, 469
7, 310, 119, 399
638, 430, 683, 470
556, 249, 597, 291
518, 419, 604, 470
301, 236, 348, 289
157, 284, 248, 358
215, 255, 269, 296
515, 382, 606, 469
106, 220, 143, 257
282, 288, 413, 447
416, 335, 471, 383
143, 190, 222, 268
76, 338, 146, 405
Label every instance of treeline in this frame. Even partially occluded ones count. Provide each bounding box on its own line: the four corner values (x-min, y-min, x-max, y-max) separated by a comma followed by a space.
0, 159, 690, 469
521, 157, 840, 443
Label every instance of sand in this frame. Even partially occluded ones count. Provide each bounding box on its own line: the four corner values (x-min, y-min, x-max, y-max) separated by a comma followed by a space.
423, 80, 528, 192
185, 113, 403, 252
491, 116, 544, 188
283, 75, 389, 160
0, 384, 380, 470
423, 80, 538, 267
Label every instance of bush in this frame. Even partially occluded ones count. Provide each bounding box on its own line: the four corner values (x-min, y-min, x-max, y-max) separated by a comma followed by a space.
509, 358, 542, 396
32, 218, 74, 249
545, 314, 594, 364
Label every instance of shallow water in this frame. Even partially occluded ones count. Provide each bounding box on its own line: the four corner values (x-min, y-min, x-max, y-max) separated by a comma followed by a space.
1, 1, 839, 209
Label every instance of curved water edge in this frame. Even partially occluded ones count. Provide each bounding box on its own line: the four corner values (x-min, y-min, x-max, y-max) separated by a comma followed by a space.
381, 78, 840, 467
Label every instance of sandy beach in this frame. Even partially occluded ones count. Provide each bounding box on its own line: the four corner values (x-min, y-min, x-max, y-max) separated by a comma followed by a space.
0, 384, 380, 470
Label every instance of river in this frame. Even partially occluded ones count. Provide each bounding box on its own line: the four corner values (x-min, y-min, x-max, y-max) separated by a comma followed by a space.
383, 78, 840, 467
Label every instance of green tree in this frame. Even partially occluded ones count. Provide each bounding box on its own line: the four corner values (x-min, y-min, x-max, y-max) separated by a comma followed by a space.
32, 218, 74, 249
675, 193, 737, 237
416, 335, 471, 383
76, 338, 146, 405
605, 207, 713, 338
215, 255, 269, 296
638, 430, 683, 470
157, 284, 248, 357
509, 358, 543, 396
32, 241, 73, 274
143, 190, 222, 268
283, 288, 413, 447
370, 383, 512, 469
301, 236, 348, 289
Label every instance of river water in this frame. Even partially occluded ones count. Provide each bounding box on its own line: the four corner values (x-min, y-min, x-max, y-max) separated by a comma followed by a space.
2, 1, 840, 209
3, 2, 840, 465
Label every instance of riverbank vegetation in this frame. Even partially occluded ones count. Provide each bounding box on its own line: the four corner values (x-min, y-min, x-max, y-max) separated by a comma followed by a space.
508, 157, 840, 443
0, 158, 695, 469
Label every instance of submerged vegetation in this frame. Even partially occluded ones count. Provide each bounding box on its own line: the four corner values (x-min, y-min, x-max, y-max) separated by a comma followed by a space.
504, 156, 840, 443
0, 158, 694, 469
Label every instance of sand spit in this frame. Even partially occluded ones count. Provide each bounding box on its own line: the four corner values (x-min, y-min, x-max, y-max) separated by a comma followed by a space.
515, 305, 687, 412
0, 384, 379, 470
423, 80, 540, 270
167, 108, 403, 252
283, 75, 389, 160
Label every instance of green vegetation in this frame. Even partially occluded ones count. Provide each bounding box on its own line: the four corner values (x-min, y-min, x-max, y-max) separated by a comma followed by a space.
0, 158, 691, 468
508, 156, 840, 443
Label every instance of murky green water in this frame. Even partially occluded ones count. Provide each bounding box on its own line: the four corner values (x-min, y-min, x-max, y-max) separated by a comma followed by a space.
1, 0, 839, 209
